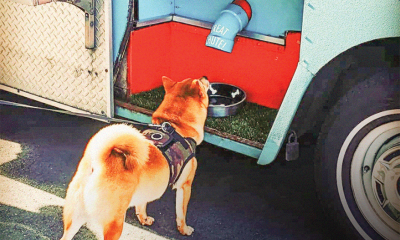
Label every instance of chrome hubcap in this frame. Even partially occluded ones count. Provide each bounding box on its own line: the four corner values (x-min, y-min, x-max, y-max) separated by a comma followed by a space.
336, 109, 400, 239
371, 146, 400, 224
351, 120, 400, 239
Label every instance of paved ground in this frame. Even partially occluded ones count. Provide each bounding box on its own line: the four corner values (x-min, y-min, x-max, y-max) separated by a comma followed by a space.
0, 92, 335, 240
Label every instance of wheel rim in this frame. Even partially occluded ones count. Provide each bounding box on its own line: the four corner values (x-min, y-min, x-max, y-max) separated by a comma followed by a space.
351, 122, 400, 239
371, 146, 400, 226
337, 110, 400, 240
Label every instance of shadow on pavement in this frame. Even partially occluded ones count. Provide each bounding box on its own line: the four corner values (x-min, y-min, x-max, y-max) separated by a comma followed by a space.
0, 205, 95, 240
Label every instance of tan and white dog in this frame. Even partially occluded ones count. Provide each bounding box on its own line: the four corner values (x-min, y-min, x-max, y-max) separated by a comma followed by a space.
60, 76, 209, 240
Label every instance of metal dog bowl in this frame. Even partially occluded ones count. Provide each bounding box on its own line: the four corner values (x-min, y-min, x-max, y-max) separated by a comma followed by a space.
207, 83, 246, 117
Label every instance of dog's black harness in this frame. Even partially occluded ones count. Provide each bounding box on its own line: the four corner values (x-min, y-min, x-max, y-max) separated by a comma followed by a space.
134, 122, 196, 186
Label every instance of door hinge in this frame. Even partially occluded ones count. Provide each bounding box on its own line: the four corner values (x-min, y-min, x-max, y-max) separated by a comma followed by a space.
59, 0, 95, 49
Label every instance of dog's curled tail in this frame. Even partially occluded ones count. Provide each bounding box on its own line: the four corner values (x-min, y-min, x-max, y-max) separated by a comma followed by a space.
87, 124, 150, 171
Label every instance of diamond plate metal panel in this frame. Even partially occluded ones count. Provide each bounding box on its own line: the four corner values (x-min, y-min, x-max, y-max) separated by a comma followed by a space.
0, 0, 113, 116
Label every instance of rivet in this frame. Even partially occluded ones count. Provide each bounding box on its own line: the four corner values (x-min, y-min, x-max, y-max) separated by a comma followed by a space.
305, 36, 313, 44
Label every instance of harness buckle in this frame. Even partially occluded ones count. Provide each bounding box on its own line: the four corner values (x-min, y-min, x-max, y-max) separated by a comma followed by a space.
161, 122, 174, 134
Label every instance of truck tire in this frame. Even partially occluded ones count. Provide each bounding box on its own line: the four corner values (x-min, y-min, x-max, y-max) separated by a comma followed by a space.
314, 68, 400, 240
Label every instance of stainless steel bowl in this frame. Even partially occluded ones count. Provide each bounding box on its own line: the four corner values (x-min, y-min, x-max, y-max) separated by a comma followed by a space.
207, 83, 246, 117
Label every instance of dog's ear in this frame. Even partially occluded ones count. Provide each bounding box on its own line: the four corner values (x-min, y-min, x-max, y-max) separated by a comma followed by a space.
191, 80, 206, 98
200, 76, 210, 90
162, 76, 176, 93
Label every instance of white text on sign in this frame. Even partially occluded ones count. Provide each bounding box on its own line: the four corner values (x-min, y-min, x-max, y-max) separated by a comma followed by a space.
212, 24, 230, 36
206, 36, 227, 49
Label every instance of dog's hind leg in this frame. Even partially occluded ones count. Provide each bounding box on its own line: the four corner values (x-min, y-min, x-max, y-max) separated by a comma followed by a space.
174, 158, 197, 236
61, 156, 92, 240
103, 216, 125, 240
135, 203, 155, 226
60, 211, 86, 240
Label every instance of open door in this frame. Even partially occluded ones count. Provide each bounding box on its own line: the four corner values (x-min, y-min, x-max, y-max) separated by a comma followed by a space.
0, 0, 113, 117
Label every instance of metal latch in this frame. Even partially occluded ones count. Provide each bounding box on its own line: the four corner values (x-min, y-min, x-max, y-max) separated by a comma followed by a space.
286, 131, 299, 161
60, 0, 95, 49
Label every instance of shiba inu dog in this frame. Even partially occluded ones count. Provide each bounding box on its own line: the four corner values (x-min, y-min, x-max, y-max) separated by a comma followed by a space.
60, 76, 209, 240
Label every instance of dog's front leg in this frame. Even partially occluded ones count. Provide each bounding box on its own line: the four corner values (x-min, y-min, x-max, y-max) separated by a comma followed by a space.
135, 203, 155, 226
175, 158, 197, 235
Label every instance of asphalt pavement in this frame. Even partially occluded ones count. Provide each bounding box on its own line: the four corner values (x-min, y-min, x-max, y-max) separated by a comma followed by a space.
0, 91, 335, 240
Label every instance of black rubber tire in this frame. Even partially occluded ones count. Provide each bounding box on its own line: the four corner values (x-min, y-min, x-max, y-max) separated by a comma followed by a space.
314, 68, 400, 240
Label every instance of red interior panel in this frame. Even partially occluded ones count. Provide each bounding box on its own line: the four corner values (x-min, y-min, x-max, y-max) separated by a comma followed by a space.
127, 22, 300, 109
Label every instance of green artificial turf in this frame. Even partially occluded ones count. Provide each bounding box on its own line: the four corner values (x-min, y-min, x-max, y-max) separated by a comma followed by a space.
129, 87, 278, 144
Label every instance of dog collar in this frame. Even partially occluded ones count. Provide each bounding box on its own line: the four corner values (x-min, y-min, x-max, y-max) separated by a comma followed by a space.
138, 122, 197, 186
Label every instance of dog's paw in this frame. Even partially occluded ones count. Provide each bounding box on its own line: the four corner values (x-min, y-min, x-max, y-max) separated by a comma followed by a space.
140, 216, 155, 226
178, 225, 194, 236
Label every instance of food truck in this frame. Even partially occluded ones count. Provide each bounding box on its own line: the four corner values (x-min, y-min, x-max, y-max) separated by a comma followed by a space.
0, 0, 399, 239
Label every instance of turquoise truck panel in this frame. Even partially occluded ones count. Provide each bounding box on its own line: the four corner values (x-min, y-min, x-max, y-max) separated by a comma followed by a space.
112, 0, 130, 62
258, 63, 314, 164
258, 0, 400, 164
138, 0, 174, 21
137, 0, 304, 37
300, 0, 400, 75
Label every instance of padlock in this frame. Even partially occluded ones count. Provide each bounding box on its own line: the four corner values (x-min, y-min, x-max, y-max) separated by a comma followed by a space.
286, 131, 299, 161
